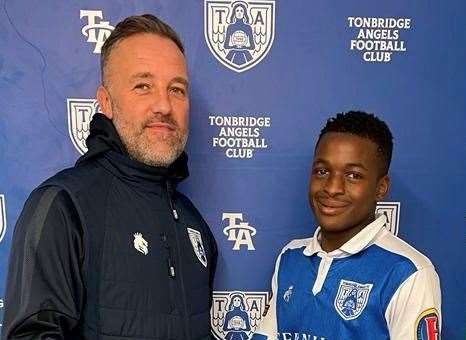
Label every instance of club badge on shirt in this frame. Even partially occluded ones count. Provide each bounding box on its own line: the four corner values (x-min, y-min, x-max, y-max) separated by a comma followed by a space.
334, 279, 373, 320
187, 227, 208, 267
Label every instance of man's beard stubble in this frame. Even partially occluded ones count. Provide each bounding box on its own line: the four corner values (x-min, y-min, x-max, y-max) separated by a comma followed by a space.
111, 102, 188, 168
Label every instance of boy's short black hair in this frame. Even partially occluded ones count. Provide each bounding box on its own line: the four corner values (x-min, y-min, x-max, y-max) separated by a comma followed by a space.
316, 111, 393, 176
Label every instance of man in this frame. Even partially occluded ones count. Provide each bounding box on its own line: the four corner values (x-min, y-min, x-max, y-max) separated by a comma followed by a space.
253, 111, 441, 339
3, 14, 217, 339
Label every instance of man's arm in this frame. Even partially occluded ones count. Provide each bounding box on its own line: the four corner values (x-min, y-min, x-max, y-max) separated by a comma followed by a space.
385, 266, 442, 339
2, 186, 85, 339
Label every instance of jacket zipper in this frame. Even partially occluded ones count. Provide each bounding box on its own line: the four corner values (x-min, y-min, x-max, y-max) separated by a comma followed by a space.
166, 181, 179, 221
161, 233, 176, 278
165, 181, 191, 340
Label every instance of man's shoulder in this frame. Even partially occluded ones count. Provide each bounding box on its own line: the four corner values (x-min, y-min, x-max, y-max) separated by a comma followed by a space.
39, 161, 109, 194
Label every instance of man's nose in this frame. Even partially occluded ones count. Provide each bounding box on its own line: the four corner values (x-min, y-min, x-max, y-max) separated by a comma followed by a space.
150, 88, 172, 115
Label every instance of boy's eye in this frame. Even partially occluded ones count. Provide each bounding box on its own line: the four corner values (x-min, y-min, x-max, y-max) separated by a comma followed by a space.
313, 168, 328, 177
346, 172, 363, 180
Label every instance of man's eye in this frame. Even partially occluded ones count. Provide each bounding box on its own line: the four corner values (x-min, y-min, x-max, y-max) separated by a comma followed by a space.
134, 83, 150, 91
169, 86, 187, 97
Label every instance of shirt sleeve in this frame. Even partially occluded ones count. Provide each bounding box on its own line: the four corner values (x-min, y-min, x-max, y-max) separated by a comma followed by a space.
251, 253, 281, 340
384, 266, 442, 340
2, 186, 85, 340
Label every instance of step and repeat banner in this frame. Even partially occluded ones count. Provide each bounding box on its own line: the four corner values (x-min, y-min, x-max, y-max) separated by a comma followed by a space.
0, 0, 465, 338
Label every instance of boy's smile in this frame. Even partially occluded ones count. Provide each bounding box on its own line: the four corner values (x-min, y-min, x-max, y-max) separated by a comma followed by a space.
309, 132, 389, 251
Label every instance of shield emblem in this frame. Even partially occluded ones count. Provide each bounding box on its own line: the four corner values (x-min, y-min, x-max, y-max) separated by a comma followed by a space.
187, 227, 208, 267
67, 98, 102, 154
0, 194, 6, 243
205, 0, 275, 72
376, 201, 401, 235
211, 291, 269, 340
334, 279, 373, 321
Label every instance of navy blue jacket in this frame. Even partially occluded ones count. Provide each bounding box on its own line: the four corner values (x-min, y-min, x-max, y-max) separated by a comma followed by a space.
3, 114, 217, 339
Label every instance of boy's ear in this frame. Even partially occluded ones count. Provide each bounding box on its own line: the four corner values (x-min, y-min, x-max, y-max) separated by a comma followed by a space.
96, 85, 113, 119
376, 175, 390, 201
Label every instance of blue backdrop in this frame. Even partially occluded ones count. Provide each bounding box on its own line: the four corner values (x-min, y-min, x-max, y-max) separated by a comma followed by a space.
0, 0, 465, 339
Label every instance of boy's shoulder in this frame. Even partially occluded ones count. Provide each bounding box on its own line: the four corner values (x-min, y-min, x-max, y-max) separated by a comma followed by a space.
372, 227, 435, 271
281, 237, 313, 252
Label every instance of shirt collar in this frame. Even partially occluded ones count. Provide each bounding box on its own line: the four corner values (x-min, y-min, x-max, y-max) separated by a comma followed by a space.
303, 214, 387, 258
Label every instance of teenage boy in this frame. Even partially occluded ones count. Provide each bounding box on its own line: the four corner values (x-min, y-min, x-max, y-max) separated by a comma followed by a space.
253, 111, 441, 340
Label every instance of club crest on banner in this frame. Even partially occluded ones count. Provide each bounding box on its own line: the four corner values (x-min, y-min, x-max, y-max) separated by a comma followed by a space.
67, 98, 102, 155
0, 194, 6, 243
211, 291, 269, 340
204, 0, 275, 72
376, 201, 400, 235
334, 279, 373, 321
187, 227, 208, 267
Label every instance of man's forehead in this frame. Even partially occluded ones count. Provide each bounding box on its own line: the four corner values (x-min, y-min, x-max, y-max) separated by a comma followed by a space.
113, 33, 183, 56
130, 72, 188, 83
106, 34, 186, 69
104, 33, 188, 83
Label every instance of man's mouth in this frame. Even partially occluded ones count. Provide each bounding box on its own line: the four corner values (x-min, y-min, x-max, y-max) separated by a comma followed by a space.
145, 122, 176, 132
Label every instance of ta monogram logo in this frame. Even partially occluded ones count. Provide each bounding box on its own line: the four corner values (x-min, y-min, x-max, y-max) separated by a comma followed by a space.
80, 10, 114, 54
211, 291, 269, 340
376, 201, 401, 236
67, 98, 102, 155
222, 213, 257, 250
0, 194, 6, 243
204, 0, 276, 72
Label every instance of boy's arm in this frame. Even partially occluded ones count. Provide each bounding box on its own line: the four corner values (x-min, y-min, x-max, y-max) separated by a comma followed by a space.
251, 254, 281, 340
385, 266, 441, 340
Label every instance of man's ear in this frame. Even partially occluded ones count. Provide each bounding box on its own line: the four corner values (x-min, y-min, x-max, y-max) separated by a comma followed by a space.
96, 85, 113, 119
376, 175, 390, 201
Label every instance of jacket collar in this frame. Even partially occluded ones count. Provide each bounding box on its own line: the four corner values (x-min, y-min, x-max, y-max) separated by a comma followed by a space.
76, 113, 189, 191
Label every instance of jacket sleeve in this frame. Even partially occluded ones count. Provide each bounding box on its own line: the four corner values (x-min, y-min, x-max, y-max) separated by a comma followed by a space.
2, 186, 85, 339
384, 266, 442, 339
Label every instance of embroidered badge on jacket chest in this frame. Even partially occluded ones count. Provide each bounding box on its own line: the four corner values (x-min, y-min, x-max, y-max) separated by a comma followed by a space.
187, 227, 208, 267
